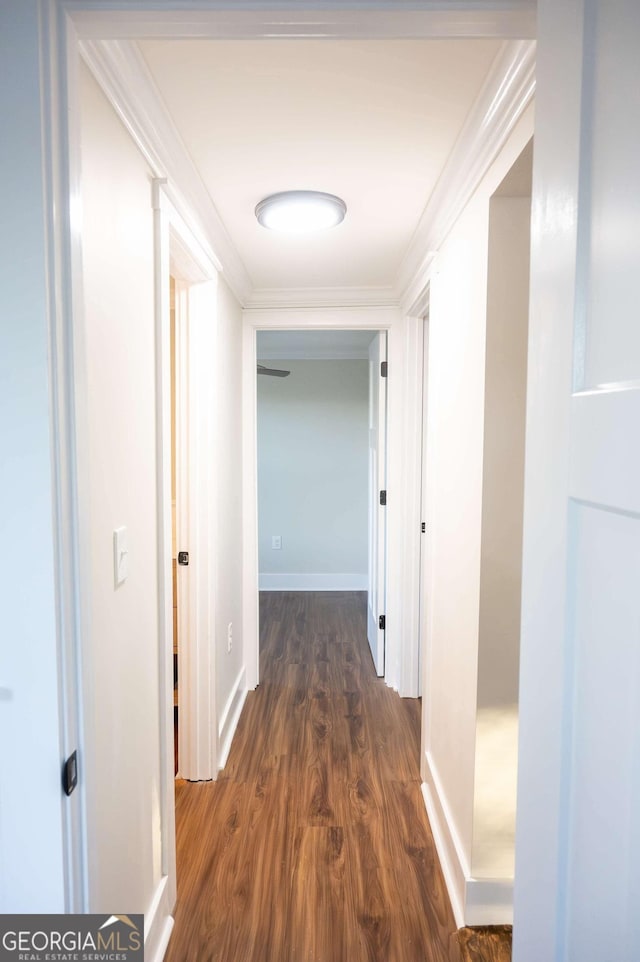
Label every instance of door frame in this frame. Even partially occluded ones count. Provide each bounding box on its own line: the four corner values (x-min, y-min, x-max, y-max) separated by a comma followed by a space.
418, 308, 431, 703
155, 185, 221, 783
37, 0, 536, 926
367, 331, 388, 676
242, 307, 408, 691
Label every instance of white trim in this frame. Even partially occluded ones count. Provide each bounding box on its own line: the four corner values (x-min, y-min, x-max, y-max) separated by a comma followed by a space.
218, 667, 248, 771
398, 39, 536, 310
154, 182, 219, 787
404, 278, 431, 323
175, 275, 220, 782
367, 331, 387, 676
146, 918, 174, 962
71, 5, 536, 42
397, 315, 425, 697
46, 5, 90, 911
144, 875, 175, 962
79, 38, 251, 305
259, 573, 368, 591
244, 306, 399, 329
258, 348, 370, 361
422, 753, 514, 926
421, 755, 469, 929
242, 305, 408, 693
151, 182, 177, 909
242, 319, 260, 692
247, 286, 398, 310
465, 878, 514, 926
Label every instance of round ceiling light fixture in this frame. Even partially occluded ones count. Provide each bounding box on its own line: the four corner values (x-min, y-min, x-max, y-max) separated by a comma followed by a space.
255, 190, 347, 233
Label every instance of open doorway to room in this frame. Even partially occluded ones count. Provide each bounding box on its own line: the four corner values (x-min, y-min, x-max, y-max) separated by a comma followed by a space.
255, 329, 387, 678
470, 138, 533, 884
418, 139, 532, 932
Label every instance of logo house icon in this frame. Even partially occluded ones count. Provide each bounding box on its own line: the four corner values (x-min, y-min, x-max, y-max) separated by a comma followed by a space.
97, 915, 143, 955
99, 916, 139, 932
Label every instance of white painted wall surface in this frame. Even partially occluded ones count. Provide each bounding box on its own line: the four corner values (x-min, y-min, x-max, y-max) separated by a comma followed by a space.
421, 106, 534, 925
0, 0, 66, 912
471, 194, 530, 881
78, 65, 163, 914
215, 278, 245, 759
477, 195, 530, 712
257, 359, 368, 589
424, 201, 488, 876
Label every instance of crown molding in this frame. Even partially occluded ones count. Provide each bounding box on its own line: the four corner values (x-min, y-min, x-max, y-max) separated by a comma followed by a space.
246, 286, 399, 310
79, 38, 253, 305
80, 29, 535, 316
395, 38, 536, 309
70, 5, 536, 42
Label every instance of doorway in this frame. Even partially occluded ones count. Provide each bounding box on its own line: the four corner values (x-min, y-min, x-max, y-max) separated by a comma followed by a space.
471, 138, 532, 883
255, 329, 387, 674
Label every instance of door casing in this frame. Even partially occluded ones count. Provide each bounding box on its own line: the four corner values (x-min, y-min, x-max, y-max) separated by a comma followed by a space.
33, 0, 536, 931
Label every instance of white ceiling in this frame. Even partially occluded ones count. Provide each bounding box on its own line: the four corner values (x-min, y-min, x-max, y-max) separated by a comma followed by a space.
138, 38, 502, 292
257, 329, 377, 359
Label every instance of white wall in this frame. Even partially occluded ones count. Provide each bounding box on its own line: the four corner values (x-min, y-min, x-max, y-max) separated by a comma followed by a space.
257, 359, 369, 590
477, 196, 530, 711
215, 278, 245, 761
471, 193, 530, 880
0, 0, 67, 912
421, 107, 534, 926
78, 64, 164, 917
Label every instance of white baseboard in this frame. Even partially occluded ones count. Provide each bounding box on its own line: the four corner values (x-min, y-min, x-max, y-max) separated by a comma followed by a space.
465, 877, 513, 925
421, 752, 468, 929
422, 752, 514, 927
259, 572, 367, 591
218, 666, 248, 770
144, 876, 174, 962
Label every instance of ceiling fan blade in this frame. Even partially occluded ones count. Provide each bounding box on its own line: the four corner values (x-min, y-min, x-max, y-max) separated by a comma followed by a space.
257, 364, 290, 377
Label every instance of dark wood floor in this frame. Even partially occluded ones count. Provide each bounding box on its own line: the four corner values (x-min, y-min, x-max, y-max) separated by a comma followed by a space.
165, 591, 474, 962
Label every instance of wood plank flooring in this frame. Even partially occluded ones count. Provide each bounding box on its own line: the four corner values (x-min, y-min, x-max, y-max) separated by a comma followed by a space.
165, 591, 462, 962
458, 927, 512, 962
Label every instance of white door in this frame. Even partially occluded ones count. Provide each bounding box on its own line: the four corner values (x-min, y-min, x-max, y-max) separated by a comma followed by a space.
513, 3, 640, 960
367, 332, 387, 675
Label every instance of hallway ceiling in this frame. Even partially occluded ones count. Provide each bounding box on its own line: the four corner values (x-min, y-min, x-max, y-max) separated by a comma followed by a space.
137, 38, 502, 293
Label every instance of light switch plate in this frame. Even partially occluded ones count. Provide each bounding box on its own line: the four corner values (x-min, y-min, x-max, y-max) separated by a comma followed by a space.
272, 535, 282, 550
114, 526, 129, 586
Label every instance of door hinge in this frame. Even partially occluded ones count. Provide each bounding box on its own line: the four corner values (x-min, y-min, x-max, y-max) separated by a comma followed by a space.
178, 551, 189, 566
379, 615, 386, 631
379, 490, 387, 506
62, 750, 78, 797
380, 360, 388, 378
421, 522, 426, 533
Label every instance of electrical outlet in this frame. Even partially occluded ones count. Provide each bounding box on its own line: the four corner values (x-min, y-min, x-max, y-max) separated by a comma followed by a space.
272, 535, 282, 550
227, 622, 233, 653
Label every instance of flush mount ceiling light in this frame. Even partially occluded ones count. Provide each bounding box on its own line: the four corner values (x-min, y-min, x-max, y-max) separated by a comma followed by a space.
255, 190, 347, 233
